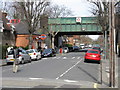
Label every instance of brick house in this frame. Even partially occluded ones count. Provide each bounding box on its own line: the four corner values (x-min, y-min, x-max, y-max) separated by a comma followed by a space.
12, 21, 40, 49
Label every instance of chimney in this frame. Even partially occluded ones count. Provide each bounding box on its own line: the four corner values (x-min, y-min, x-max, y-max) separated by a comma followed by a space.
2, 12, 7, 17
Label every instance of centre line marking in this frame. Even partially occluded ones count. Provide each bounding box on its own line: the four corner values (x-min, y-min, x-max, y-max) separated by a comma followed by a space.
56, 59, 82, 80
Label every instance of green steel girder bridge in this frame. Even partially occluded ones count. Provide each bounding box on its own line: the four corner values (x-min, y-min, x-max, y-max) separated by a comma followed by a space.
48, 17, 103, 35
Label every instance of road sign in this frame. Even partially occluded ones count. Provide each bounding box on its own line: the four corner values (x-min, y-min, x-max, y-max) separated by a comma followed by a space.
39, 34, 47, 40
76, 17, 81, 23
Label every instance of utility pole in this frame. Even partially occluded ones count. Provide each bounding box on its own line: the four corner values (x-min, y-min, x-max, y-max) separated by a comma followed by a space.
109, 1, 116, 87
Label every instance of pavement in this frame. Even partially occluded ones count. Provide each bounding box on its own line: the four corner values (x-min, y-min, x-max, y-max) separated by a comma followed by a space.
100, 55, 119, 88
100, 58, 110, 88
0, 59, 7, 66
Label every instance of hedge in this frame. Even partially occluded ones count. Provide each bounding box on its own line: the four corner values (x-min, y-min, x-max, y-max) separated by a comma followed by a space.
64, 44, 73, 47
0, 45, 9, 59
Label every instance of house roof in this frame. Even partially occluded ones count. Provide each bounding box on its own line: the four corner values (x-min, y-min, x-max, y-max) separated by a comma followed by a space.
14, 21, 30, 34
14, 21, 41, 35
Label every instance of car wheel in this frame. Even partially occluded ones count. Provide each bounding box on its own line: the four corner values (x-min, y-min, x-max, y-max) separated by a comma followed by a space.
39, 55, 42, 60
7, 62, 9, 65
41, 55, 44, 58
98, 61, 101, 64
36, 56, 39, 60
17, 60, 20, 65
84, 59, 87, 62
21, 59, 25, 64
29, 58, 32, 63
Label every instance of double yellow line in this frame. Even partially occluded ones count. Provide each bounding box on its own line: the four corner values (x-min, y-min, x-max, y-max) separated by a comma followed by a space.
94, 83, 98, 88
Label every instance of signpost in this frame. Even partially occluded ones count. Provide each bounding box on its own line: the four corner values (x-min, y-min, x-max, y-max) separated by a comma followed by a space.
76, 17, 81, 23
39, 34, 47, 40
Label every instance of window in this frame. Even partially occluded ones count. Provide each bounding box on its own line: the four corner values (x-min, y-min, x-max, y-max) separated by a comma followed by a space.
87, 50, 99, 54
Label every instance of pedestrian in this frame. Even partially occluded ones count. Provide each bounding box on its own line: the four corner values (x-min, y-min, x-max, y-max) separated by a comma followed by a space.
13, 47, 20, 73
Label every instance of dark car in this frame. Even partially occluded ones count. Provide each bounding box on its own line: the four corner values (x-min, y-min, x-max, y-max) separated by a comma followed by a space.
80, 47, 92, 52
41, 48, 56, 57
73, 46, 79, 51
68, 46, 73, 52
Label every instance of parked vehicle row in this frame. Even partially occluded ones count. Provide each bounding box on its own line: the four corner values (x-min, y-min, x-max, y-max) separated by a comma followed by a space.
6, 48, 31, 64
6, 44, 103, 65
6, 48, 56, 65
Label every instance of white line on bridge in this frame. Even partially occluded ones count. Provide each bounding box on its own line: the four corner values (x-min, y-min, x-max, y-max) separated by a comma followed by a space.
56, 59, 82, 80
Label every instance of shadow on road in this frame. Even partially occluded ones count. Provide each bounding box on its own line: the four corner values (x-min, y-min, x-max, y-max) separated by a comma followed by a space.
77, 66, 99, 83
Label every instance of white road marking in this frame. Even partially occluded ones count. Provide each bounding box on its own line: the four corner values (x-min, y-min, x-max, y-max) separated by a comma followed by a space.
77, 57, 81, 59
56, 57, 60, 59
56, 59, 82, 80
63, 57, 67, 59
72, 57, 75, 59
42, 58, 48, 60
29, 78, 43, 80
52, 57, 57, 59
64, 79, 78, 83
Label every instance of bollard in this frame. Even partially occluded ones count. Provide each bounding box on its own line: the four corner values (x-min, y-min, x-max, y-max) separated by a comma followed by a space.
13, 64, 18, 73
60, 48, 63, 54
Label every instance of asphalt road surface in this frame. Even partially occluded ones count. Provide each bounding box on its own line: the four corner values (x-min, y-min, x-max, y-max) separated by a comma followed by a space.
2, 52, 100, 88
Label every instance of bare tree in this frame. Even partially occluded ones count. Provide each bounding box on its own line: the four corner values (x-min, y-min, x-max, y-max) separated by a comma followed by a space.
11, 0, 50, 48
44, 4, 73, 18
88, 1, 109, 31
42, 4, 73, 49
0, 1, 17, 19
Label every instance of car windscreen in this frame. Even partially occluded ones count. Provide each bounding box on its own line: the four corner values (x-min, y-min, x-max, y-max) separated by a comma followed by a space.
28, 50, 34, 53
93, 48, 100, 51
34, 49, 38, 52
43, 49, 52, 53
73, 46, 79, 49
8, 50, 14, 55
87, 50, 99, 54
64, 47, 68, 49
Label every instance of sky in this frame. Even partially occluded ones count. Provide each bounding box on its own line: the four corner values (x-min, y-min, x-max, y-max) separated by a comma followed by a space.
51, 0, 99, 40
51, 0, 93, 17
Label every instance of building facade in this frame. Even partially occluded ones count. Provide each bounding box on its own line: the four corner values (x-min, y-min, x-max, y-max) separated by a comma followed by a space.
1, 12, 16, 46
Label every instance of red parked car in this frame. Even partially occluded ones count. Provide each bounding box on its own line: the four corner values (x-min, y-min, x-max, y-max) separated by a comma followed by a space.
84, 49, 101, 64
